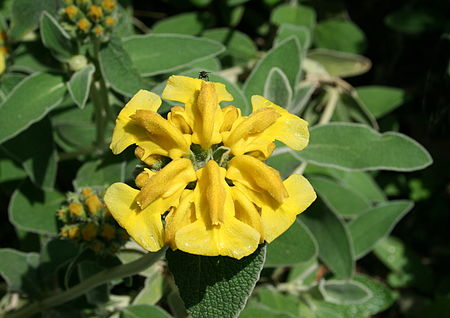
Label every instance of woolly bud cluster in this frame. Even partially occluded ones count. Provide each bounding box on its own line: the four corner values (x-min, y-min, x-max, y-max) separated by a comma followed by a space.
57, 187, 129, 254
60, 0, 117, 41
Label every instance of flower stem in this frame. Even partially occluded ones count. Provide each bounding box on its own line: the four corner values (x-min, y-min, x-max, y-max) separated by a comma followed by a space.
90, 36, 114, 150
294, 87, 340, 175
318, 87, 339, 125
5, 249, 166, 318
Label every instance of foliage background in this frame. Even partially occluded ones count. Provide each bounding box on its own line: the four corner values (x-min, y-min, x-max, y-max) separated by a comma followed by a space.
0, 0, 449, 317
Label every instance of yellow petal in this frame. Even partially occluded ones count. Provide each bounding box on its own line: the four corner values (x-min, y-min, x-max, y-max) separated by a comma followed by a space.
162, 75, 233, 105
192, 82, 221, 149
227, 155, 288, 205
136, 158, 196, 209
104, 183, 165, 251
251, 95, 309, 151
261, 174, 316, 242
224, 108, 280, 153
167, 106, 192, 134
194, 160, 226, 225
231, 187, 264, 242
0, 52, 5, 74
174, 217, 260, 259
220, 106, 240, 132
164, 190, 195, 249
110, 90, 162, 154
171, 160, 260, 259
131, 109, 190, 158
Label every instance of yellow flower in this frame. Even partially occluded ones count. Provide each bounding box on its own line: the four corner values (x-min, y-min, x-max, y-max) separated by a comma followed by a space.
101, 0, 116, 11
64, 5, 78, 19
69, 202, 85, 217
104, 75, 316, 259
105, 17, 116, 26
85, 194, 103, 214
77, 18, 91, 32
88, 5, 102, 19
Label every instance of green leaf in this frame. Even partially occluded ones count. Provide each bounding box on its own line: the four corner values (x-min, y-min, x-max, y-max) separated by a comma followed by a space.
287, 258, 318, 285
121, 305, 172, 318
132, 270, 164, 305
297, 123, 433, 171
0, 153, 27, 183
9, 180, 63, 234
244, 37, 301, 102
319, 279, 372, 305
0, 249, 39, 293
39, 239, 78, 276
99, 36, 147, 97
265, 147, 302, 179
307, 49, 371, 78
265, 220, 318, 267
314, 274, 395, 318
373, 236, 433, 292
166, 245, 266, 318
333, 92, 378, 129
9, 0, 61, 40
51, 99, 97, 151
2, 118, 58, 190
289, 83, 316, 114
274, 24, 311, 51
349, 201, 413, 259
11, 41, 60, 73
152, 12, 213, 35
385, 8, 443, 34
0, 73, 27, 97
78, 261, 110, 305
40, 12, 76, 59
0, 72, 66, 144
270, 4, 316, 29
356, 86, 406, 118
308, 176, 371, 218
256, 288, 301, 316
203, 28, 257, 65
314, 19, 367, 54
264, 67, 293, 108
68, 65, 95, 109
123, 34, 224, 76
301, 200, 354, 278
305, 165, 386, 203
73, 154, 133, 189
239, 305, 293, 318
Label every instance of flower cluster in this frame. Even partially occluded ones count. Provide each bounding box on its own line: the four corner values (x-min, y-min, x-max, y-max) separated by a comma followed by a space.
104, 75, 316, 259
57, 187, 129, 254
60, 0, 117, 41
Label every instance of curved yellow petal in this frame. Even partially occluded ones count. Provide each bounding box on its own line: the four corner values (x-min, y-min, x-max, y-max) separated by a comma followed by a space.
0, 51, 5, 74
174, 217, 260, 259
136, 158, 196, 209
164, 190, 195, 249
104, 183, 164, 251
261, 174, 316, 242
110, 90, 162, 154
220, 106, 240, 133
231, 187, 264, 242
167, 106, 192, 134
131, 109, 190, 158
162, 75, 233, 105
251, 95, 309, 151
172, 160, 260, 259
227, 155, 288, 205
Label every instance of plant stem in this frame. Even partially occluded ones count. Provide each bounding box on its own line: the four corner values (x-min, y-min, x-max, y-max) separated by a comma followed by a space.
318, 87, 339, 125
5, 249, 166, 318
293, 87, 340, 175
91, 37, 113, 150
